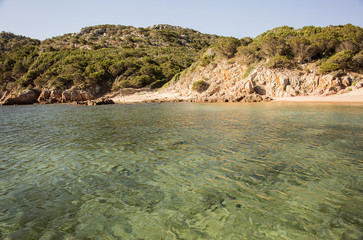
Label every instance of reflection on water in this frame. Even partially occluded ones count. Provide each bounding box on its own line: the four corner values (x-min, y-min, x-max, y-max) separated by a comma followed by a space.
0, 103, 362, 239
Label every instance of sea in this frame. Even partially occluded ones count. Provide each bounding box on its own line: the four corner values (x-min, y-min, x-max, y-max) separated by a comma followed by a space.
0, 102, 362, 239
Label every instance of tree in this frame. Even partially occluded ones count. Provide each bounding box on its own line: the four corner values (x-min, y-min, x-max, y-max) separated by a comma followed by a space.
260, 35, 289, 58
216, 37, 241, 58
289, 37, 315, 63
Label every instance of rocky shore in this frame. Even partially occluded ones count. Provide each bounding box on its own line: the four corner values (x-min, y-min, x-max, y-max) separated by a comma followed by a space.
0, 86, 114, 105
1, 61, 362, 105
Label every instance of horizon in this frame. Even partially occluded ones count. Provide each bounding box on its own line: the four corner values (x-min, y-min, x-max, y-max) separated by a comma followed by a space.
0, 0, 363, 40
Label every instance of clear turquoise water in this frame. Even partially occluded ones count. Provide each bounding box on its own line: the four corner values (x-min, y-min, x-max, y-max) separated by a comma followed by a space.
0, 103, 362, 240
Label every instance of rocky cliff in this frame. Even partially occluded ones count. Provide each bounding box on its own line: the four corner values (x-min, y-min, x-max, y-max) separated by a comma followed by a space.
164, 50, 363, 102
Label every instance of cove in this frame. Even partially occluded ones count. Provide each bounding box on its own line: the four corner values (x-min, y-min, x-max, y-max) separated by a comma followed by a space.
0, 103, 362, 239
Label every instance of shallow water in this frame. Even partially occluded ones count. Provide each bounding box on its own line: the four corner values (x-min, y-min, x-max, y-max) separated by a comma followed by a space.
0, 103, 362, 240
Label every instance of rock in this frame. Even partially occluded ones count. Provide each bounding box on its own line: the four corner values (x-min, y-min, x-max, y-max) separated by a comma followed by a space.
332, 79, 341, 87
254, 86, 266, 95
61, 90, 72, 103
341, 76, 351, 88
355, 81, 363, 88
245, 81, 254, 94
326, 74, 334, 84
203, 48, 216, 58
249, 70, 258, 81
286, 85, 298, 96
279, 74, 289, 87
38, 89, 51, 102
164, 58, 363, 102
78, 97, 114, 106
61, 87, 95, 103
93, 29, 105, 36
1, 89, 41, 105
77, 27, 92, 36
95, 97, 114, 105
50, 89, 63, 103
241, 93, 268, 102
0, 91, 9, 102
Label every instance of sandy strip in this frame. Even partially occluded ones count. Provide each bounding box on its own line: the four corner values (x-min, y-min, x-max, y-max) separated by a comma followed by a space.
112, 91, 190, 103
111, 88, 363, 104
273, 88, 363, 103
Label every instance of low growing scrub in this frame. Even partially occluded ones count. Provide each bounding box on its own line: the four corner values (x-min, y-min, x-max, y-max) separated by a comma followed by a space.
192, 80, 209, 92
242, 65, 255, 79
265, 55, 295, 69
319, 50, 354, 73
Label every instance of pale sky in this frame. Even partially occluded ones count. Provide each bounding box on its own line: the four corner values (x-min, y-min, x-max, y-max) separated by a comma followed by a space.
0, 0, 362, 40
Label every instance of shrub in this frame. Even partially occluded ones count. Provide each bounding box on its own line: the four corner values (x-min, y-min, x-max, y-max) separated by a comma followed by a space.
216, 37, 241, 58
319, 50, 354, 73
192, 80, 209, 92
352, 51, 363, 72
265, 55, 295, 69
236, 43, 261, 65
242, 65, 255, 79
200, 55, 214, 67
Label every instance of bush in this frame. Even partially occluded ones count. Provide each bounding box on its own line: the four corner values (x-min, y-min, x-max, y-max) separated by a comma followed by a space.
236, 43, 261, 65
242, 65, 255, 79
319, 50, 354, 73
265, 55, 295, 69
192, 80, 209, 92
352, 51, 363, 72
216, 37, 241, 58
200, 55, 215, 67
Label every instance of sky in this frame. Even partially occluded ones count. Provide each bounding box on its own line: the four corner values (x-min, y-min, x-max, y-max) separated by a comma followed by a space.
0, 0, 362, 40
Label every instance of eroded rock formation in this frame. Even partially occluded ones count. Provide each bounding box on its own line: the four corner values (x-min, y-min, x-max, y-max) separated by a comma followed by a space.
164, 60, 363, 102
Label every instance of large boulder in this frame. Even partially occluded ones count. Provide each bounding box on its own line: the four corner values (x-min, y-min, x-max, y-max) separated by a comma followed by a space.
341, 76, 351, 88
285, 85, 298, 96
77, 97, 114, 106
245, 81, 254, 94
61, 87, 95, 103
1, 89, 41, 105
279, 74, 289, 87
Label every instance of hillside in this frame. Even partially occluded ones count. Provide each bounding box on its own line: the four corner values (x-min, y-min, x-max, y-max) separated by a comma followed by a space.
1, 24, 363, 104
161, 24, 363, 102
0, 24, 221, 104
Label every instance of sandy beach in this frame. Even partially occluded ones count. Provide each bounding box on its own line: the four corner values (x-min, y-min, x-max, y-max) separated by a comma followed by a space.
112, 91, 190, 103
111, 88, 363, 104
273, 88, 363, 103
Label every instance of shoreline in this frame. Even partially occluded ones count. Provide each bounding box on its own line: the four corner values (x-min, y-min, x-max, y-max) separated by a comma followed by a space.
111, 88, 363, 104
273, 88, 363, 103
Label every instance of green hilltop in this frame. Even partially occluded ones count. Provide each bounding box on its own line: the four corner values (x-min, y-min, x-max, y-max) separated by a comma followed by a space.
0, 24, 221, 93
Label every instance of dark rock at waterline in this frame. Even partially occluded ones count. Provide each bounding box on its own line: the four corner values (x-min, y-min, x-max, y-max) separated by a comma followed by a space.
77, 97, 114, 105
1, 89, 41, 105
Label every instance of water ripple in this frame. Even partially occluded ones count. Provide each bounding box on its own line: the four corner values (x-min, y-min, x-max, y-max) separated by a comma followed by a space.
0, 103, 362, 239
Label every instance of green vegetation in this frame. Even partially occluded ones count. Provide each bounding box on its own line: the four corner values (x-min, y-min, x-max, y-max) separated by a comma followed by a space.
192, 80, 209, 92
236, 24, 363, 72
319, 50, 355, 73
200, 54, 215, 67
0, 25, 220, 92
1, 24, 362, 94
242, 65, 255, 79
216, 37, 241, 58
265, 55, 295, 69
